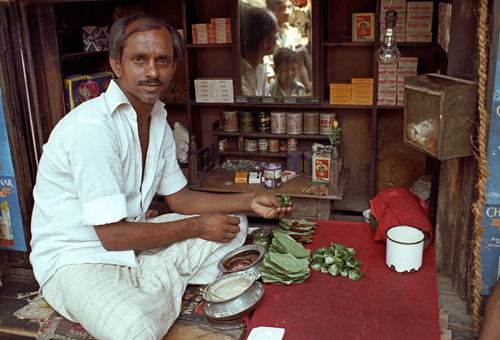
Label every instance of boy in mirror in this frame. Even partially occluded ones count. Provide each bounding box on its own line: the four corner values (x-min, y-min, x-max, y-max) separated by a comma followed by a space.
269, 47, 306, 96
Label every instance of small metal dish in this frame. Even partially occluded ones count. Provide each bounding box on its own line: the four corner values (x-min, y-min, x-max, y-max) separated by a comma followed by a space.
203, 271, 265, 321
217, 244, 265, 279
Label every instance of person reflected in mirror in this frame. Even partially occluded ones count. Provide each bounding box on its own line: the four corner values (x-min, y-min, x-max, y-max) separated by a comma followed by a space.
30, 12, 292, 340
240, 4, 278, 96
479, 279, 500, 339
269, 47, 306, 97
264, 0, 303, 83
295, 11, 312, 93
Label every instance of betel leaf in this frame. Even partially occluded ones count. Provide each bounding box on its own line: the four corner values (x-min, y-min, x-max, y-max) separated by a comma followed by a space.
310, 241, 366, 281
349, 270, 366, 281
280, 195, 291, 207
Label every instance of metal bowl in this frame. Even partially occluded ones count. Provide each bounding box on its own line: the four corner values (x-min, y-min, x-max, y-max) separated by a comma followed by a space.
203, 271, 265, 321
217, 244, 265, 279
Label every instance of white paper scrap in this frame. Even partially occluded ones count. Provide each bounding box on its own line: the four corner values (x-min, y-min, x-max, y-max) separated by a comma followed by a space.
248, 326, 285, 340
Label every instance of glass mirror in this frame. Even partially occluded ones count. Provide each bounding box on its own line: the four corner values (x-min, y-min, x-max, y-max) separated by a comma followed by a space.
236, 0, 318, 104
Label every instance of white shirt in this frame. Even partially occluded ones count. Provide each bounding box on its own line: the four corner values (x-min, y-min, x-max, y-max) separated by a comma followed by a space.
240, 57, 270, 96
30, 80, 187, 289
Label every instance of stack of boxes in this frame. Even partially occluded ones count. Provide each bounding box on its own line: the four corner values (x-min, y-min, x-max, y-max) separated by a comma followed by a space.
380, 0, 406, 42
330, 78, 373, 105
194, 78, 234, 103
192, 18, 231, 44
437, 2, 452, 52
351, 78, 374, 105
377, 57, 418, 106
405, 2, 433, 42
329, 83, 352, 105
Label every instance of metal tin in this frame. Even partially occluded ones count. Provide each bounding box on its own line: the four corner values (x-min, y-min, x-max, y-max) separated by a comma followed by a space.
271, 110, 286, 134
251, 228, 271, 252
303, 111, 319, 134
222, 110, 238, 132
303, 151, 314, 177
263, 163, 282, 189
286, 111, 303, 134
258, 138, 269, 151
269, 139, 279, 152
320, 112, 336, 135
257, 111, 271, 132
279, 140, 287, 151
287, 150, 303, 173
238, 136, 245, 150
245, 139, 257, 152
239, 111, 255, 132
287, 138, 298, 151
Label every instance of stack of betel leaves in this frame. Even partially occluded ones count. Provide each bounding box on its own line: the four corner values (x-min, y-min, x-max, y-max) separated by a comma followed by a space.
310, 242, 366, 281
260, 234, 311, 285
273, 218, 317, 243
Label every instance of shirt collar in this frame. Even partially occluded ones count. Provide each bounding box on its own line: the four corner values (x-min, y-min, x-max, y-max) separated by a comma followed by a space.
103, 79, 167, 120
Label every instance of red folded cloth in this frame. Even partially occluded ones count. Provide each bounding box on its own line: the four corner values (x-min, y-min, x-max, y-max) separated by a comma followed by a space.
369, 187, 433, 243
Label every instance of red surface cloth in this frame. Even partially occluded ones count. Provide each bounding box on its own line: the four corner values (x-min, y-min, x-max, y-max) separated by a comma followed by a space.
370, 187, 433, 243
245, 221, 440, 340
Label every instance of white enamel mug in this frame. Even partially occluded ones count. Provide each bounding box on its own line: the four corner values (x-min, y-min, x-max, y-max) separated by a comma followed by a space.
386, 225, 431, 273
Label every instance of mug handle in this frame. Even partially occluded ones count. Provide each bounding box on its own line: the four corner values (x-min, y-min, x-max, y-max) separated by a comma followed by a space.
422, 231, 431, 249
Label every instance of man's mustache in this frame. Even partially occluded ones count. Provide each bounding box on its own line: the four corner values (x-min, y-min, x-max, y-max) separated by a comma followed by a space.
137, 79, 165, 86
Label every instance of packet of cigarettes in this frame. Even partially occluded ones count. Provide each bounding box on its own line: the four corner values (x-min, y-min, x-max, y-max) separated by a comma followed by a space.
281, 171, 296, 182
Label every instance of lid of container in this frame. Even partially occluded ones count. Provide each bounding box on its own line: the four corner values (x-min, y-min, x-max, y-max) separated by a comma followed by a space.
264, 163, 281, 170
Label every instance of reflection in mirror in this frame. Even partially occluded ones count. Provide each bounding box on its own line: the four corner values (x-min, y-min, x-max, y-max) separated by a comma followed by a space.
237, 0, 316, 104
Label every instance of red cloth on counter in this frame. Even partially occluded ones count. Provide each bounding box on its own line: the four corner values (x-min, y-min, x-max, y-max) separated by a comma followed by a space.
369, 187, 433, 243
245, 221, 440, 340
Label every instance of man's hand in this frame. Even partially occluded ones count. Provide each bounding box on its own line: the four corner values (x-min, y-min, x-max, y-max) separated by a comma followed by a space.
249, 192, 293, 219
194, 213, 242, 243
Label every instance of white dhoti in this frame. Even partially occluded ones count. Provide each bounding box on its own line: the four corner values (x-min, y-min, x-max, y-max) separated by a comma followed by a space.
42, 213, 248, 340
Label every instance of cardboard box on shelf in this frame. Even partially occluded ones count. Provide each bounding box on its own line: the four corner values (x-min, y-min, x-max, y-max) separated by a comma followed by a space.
82, 26, 109, 52
64, 72, 114, 112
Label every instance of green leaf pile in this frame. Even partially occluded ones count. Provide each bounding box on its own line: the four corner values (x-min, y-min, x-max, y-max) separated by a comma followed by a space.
310, 242, 366, 281
260, 234, 311, 285
274, 218, 317, 243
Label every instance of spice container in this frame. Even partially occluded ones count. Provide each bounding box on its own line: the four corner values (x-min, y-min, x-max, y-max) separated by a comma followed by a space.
286, 111, 303, 134
271, 110, 286, 134
238, 136, 245, 150
257, 111, 271, 132
263, 163, 282, 189
320, 112, 336, 135
269, 139, 279, 152
239, 111, 255, 132
252, 228, 271, 252
287, 138, 298, 151
303, 111, 319, 134
258, 138, 269, 151
287, 150, 303, 174
222, 110, 238, 132
245, 139, 257, 152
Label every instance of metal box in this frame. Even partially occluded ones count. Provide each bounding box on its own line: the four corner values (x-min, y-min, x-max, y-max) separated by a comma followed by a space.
404, 74, 478, 160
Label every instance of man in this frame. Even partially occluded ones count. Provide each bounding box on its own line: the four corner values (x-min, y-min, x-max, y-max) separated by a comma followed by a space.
30, 13, 292, 340
240, 4, 278, 96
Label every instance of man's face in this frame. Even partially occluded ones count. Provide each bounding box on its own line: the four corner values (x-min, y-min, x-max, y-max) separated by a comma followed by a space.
276, 62, 299, 86
110, 22, 177, 106
274, 0, 293, 26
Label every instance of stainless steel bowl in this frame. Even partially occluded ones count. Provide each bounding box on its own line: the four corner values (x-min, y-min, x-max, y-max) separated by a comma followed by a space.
217, 244, 265, 279
203, 271, 265, 321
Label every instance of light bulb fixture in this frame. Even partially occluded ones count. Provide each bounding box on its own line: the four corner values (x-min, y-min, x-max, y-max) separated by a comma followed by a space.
375, 8, 401, 64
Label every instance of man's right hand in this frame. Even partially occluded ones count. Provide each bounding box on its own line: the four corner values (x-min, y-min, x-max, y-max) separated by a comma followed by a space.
193, 213, 241, 243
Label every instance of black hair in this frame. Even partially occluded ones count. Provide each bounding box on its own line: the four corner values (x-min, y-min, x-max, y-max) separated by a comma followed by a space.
109, 12, 184, 63
273, 47, 299, 68
240, 5, 278, 52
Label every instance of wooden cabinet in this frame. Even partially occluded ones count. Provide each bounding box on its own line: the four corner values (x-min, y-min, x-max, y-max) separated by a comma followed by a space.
21, 0, 473, 217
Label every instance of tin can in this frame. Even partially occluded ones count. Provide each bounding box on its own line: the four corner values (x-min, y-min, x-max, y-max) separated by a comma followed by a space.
271, 110, 286, 134
257, 111, 271, 132
279, 140, 287, 151
269, 139, 279, 152
303, 151, 314, 177
258, 138, 269, 151
252, 228, 271, 252
303, 111, 319, 134
238, 136, 245, 150
245, 139, 257, 152
222, 110, 238, 132
287, 138, 298, 151
286, 111, 303, 134
320, 112, 336, 135
287, 150, 303, 173
239, 111, 255, 132
263, 163, 282, 189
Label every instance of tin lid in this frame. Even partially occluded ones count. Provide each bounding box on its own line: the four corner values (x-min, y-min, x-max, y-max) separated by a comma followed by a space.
264, 163, 281, 171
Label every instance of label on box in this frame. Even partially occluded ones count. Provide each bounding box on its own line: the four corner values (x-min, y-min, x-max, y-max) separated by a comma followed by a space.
378, 86, 397, 96
378, 78, 397, 86
377, 96, 397, 106
312, 153, 330, 183
406, 12, 433, 22
407, 1, 434, 12
64, 72, 114, 112
398, 57, 419, 68
352, 13, 375, 41
406, 21, 432, 32
406, 32, 432, 42
381, 1, 407, 12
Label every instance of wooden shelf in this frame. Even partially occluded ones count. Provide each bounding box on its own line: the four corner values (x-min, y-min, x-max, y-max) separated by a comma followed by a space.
214, 128, 331, 140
